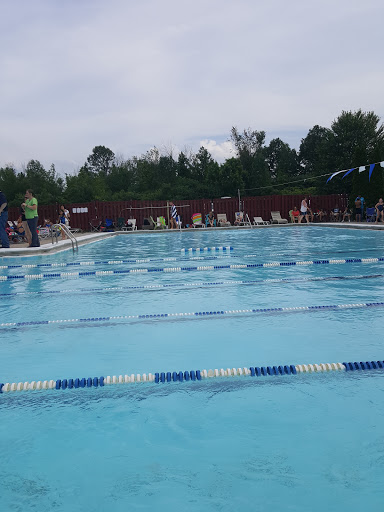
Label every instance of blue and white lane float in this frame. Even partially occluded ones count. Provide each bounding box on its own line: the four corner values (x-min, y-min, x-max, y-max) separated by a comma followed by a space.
1, 360, 383, 393
1, 257, 383, 282
2, 301, 384, 329
181, 246, 233, 253
0, 247, 233, 270
1, 273, 383, 299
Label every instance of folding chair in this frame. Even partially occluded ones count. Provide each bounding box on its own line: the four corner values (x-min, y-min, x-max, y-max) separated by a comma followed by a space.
366, 207, 376, 222
116, 217, 125, 230
89, 219, 102, 232
216, 214, 231, 227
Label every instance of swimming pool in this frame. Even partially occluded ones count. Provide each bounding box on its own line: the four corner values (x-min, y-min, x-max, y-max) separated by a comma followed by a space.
1, 226, 384, 511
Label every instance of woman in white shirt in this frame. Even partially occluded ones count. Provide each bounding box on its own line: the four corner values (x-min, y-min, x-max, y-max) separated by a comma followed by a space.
298, 197, 309, 224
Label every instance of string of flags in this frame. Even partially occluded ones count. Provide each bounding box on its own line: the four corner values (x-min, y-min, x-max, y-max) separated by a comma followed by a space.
327, 161, 384, 183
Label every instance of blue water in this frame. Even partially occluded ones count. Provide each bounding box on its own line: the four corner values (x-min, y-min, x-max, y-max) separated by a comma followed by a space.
1, 226, 384, 511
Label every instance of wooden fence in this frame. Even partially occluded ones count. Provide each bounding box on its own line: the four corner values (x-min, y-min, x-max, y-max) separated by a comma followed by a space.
8, 194, 348, 231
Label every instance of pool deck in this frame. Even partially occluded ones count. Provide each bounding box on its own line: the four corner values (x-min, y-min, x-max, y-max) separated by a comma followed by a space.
1, 221, 383, 257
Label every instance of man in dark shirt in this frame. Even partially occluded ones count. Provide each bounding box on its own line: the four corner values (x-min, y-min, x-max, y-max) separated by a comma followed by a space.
0, 189, 10, 248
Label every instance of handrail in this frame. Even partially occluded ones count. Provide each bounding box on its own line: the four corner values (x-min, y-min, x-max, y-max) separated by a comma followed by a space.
51, 224, 78, 252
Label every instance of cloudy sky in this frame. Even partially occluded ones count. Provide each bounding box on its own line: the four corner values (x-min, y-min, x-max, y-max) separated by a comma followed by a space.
1, 0, 383, 175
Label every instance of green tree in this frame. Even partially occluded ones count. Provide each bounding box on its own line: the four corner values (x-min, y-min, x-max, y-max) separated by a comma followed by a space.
86, 146, 115, 176
230, 127, 270, 193
218, 158, 244, 197
328, 110, 384, 204
299, 125, 337, 194
299, 125, 333, 176
105, 159, 136, 199
24, 160, 64, 204
264, 138, 299, 184
65, 164, 106, 202
191, 147, 217, 183
177, 152, 192, 179
0, 166, 21, 206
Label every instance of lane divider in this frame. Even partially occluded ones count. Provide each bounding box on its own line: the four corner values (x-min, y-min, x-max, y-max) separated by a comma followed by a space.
1, 273, 383, 299
1, 301, 384, 329
0, 247, 384, 274
181, 246, 233, 253
1, 257, 383, 282
2, 360, 383, 393
0, 248, 233, 271
2, 247, 382, 272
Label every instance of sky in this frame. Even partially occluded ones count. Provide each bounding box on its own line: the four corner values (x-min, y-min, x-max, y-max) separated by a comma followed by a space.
0, 0, 383, 175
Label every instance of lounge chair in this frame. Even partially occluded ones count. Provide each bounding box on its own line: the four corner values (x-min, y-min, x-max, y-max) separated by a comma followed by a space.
68, 226, 81, 233
234, 212, 244, 225
191, 213, 205, 228
122, 218, 137, 231
151, 216, 167, 229
234, 212, 252, 226
271, 211, 288, 224
217, 214, 231, 227
253, 216, 269, 225
142, 217, 155, 230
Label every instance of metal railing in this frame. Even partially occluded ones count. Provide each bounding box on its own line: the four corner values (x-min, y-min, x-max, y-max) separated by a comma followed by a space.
50, 224, 78, 253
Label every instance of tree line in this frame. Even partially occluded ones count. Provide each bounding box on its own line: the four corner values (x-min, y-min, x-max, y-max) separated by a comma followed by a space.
1, 109, 383, 208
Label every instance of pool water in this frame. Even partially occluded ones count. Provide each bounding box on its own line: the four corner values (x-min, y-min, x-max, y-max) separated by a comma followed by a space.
1, 227, 384, 511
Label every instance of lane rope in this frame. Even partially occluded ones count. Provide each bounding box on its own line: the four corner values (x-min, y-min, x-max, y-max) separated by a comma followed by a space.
1, 360, 383, 393
1, 301, 384, 329
0, 257, 383, 282
0, 247, 233, 270
3, 248, 383, 272
0, 273, 383, 299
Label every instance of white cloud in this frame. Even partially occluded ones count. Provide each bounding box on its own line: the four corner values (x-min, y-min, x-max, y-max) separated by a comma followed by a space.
200, 140, 235, 163
0, 0, 383, 174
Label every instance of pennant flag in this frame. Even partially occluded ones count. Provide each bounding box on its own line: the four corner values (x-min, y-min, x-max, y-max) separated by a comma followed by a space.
326, 170, 345, 183
342, 168, 355, 179
369, 163, 375, 181
326, 161, 382, 183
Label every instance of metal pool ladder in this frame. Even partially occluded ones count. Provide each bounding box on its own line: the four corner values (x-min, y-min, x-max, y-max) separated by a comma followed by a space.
50, 224, 79, 253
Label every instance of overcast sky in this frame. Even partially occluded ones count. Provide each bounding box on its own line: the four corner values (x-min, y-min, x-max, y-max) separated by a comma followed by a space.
1, 0, 383, 175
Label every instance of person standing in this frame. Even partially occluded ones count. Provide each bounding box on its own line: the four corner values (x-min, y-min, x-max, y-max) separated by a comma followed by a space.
298, 197, 309, 223
58, 205, 69, 240
360, 196, 365, 219
22, 189, 40, 247
169, 202, 178, 229
59, 205, 70, 225
375, 198, 384, 223
20, 195, 32, 245
355, 196, 362, 222
0, 188, 10, 248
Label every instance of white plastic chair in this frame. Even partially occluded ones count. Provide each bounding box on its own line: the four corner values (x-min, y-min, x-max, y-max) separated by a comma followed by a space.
270, 211, 288, 224
253, 217, 269, 225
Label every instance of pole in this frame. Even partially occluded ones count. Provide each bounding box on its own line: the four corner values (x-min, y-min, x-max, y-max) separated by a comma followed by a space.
167, 200, 170, 227
238, 189, 241, 212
